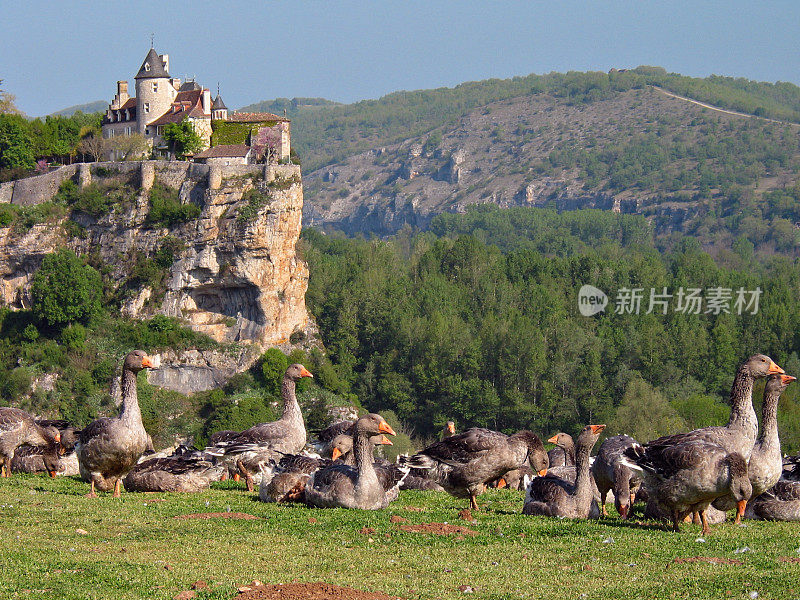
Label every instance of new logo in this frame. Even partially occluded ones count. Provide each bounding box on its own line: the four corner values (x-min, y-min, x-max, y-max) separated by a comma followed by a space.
578, 285, 608, 316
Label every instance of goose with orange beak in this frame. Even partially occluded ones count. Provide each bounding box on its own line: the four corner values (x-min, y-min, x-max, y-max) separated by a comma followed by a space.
209, 363, 313, 491
76, 350, 154, 497
713, 372, 796, 521
401, 427, 549, 510
304, 414, 408, 509
523, 424, 606, 518
639, 354, 784, 464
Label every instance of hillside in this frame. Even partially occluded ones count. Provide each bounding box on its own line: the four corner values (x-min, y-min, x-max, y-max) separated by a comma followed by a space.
49, 100, 106, 117
301, 83, 800, 253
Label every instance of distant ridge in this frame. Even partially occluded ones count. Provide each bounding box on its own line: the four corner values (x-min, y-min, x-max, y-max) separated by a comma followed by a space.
49, 100, 106, 117
237, 97, 340, 115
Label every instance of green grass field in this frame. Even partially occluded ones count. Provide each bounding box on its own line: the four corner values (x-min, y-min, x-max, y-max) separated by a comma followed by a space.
1, 474, 799, 600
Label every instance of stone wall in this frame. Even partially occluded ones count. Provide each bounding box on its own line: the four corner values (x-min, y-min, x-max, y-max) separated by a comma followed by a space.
0, 165, 79, 207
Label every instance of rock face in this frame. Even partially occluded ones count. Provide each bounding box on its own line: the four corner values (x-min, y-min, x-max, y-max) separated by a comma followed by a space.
0, 161, 312, 391
303, 87, 788, 236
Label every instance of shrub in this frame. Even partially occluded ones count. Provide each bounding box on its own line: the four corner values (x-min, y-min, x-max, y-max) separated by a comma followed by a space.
237, 188, 272, 223
154, 236, 186, 268
31, 249, 102, 328
22, 323, 39, 342
146, 183, 201, 228
60, 323, 87, 351
260, 348, 288, 395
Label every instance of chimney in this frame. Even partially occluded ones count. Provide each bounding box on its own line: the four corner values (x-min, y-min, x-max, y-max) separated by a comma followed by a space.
112, 81, 129, 109
202, 89, 211, 113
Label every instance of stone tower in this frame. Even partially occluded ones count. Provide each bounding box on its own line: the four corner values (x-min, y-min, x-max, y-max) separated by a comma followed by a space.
134, 48, 175, 135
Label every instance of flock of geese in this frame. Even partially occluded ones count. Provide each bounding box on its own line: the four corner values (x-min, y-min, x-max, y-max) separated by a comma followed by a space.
2, 350, 800, 533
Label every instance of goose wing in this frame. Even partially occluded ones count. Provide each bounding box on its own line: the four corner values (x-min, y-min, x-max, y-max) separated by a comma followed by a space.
420, 428, 508, 465
0, 408, 27, 434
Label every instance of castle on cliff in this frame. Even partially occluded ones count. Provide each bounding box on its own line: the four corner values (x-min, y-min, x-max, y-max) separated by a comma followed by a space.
102, 47, 290, 164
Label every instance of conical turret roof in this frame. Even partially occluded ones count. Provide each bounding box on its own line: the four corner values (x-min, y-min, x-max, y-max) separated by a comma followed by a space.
212, 94, 227, 110
135, 48, 170, 79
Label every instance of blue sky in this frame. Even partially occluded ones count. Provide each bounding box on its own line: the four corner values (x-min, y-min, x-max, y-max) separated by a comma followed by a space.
2, 1, 799, 116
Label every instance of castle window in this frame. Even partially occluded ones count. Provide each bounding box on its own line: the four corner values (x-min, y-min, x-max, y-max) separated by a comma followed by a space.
144, 62, 150, 72
144, 102, 150, 113
152, 82, 158, 93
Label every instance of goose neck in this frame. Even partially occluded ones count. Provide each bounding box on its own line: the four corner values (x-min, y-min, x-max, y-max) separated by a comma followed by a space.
727, 367, 757, 434
281, 377, 303, 422
759, 390, 781, 447
119, 367, 143, 428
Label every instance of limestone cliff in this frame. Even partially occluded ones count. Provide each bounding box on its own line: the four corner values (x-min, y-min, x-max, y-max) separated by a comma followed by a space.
0, 161, 312, 392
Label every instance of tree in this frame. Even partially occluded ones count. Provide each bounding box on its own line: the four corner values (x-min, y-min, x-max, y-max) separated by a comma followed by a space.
0, 113, 34, 169
0, 79, 21, 115
611, 377, 687, 442
109, 132, 149, 161
162, 121, 202, 160
77, 128, 106, 161
31, 249, 103, 328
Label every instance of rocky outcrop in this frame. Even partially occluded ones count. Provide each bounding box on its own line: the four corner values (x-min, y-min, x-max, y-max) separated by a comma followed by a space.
0, 161, 312, 391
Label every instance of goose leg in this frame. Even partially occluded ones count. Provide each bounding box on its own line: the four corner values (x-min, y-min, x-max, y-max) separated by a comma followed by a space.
734, 500, 747, 525
86, 480, 98, 498
237, 459, 254, 492
700, 510, 710, 536
469, 494, 478, 511
671, 509, 681, 533
600, 490, 608, 517
113, 479, 122, 498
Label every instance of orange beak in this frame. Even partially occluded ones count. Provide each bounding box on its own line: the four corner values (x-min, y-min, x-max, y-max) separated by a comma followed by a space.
48, 470, 57, 479
141, 356, 154, 369
378, 435, 393, 446
447, 423, 456, 434
378, 420, 396, 436
537, 469, 548, 477
589, 424, 606, 434
299, 366, 313, 378
331, 447, 342, 461
496, 478, 507, 489
768, 360, 785, 375
780, 374, 797, 385
54, 432, 61, 443
547, 434, 559, 444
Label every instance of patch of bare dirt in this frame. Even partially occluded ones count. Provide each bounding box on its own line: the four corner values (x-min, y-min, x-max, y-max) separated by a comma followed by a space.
173, 512, 260, 520
232, 582, 400, 599
457, 509, 473, 521
778, 557, 800, 563
397, 522, 478, 536
389, 515, 407, 523
673, 557, 742, 565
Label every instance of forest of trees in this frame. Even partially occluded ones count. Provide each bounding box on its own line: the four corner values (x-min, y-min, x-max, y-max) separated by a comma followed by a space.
299, 205, 800, 451
0, 110, 103, 180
